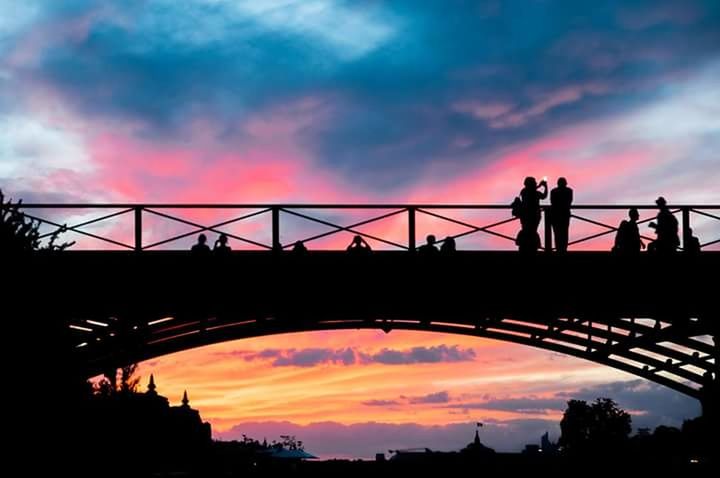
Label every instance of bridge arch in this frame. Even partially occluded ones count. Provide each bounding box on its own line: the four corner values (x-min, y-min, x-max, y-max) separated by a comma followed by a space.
12, 248, 715, 401
72, 311, 715, 398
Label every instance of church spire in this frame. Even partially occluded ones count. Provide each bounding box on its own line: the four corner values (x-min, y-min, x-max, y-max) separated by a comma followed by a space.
147, 374, 157, 396
182, 390, 189, 407
474, 422, 483, 446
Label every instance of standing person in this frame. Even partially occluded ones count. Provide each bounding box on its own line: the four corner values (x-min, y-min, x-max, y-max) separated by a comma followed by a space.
550, 177, 573, 252
519, 176, 548, 236
648, 197, 679, 253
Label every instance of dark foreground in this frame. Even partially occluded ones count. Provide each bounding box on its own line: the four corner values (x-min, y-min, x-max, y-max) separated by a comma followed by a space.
137, 453, 715, 477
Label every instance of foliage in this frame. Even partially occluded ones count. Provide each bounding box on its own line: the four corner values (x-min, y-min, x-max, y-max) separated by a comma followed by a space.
559, 398, 632, 453
279, 435, 304, 451
0, 189, 74, 251
94, 364, 141, 397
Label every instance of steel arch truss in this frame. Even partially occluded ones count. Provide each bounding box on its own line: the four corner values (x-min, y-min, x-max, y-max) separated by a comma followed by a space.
70, 313, 717, 398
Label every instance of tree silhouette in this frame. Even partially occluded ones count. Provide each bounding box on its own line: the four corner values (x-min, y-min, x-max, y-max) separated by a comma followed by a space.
1, 189, 74, 251
94, 364, 140, 397
279, 435, 304, 450
559, 398, 631, 453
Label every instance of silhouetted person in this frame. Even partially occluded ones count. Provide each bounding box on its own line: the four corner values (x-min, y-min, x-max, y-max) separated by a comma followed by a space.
440, 236, 456, 254
519, 176, 548, 234
292, 240, 308, 254
213, 233, 231, 255
648, 197, 679, 253
612, 208, 644, 254
191, 233, 210, 255
516, 228, 540, 253
685, 228, 701, 254
418, 234, 440, 256
346, 235, 371, 255
550, 177, 573, 252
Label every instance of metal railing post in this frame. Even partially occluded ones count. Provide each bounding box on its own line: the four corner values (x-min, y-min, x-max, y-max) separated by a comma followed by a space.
544, 207, 552, 253
682, 207, 690, 251
134, 206, 142, 252
272, 206, 281, 251
408, 207, 416, 252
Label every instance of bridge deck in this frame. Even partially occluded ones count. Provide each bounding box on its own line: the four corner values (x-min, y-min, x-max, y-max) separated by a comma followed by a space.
19, 250, 719, 316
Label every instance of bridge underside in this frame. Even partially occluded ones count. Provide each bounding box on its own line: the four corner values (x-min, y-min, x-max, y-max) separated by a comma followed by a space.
13, 251, 720, 398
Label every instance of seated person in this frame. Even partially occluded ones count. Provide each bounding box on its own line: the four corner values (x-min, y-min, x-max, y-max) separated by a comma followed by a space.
347, 235, 372, 255
292, 240, 308, 254
418, 234, 440, 255
612, 208, 644, 254
685, 228, 701, 254
213, 233, 232, 254
440, 236, 456, 254
191, 233, 211, 254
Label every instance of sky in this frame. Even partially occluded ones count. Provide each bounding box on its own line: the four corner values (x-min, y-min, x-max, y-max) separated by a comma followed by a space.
1, 0, 718, 458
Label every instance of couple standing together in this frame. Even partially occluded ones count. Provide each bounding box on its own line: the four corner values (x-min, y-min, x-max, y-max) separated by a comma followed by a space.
514, 176, 573, 252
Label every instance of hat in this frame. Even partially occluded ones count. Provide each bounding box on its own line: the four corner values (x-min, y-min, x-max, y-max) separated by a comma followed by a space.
655, 196, 667, 206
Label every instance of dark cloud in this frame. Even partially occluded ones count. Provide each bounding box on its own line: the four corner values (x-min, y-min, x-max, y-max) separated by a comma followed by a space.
363, 391, 451, 407
362, 399, 401, 407
222, 345, 475, 367
362, 345, 476, 364
447, 398, 565, 414
407, 391, 451, 404
272, 347, 356, 367
5, 0, 718, 188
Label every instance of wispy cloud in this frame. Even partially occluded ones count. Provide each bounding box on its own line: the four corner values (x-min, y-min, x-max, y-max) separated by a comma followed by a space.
221, 345, 477, 367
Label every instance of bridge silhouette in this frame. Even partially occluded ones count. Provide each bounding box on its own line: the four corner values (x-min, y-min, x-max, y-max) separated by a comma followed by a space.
10, 202, 720, 413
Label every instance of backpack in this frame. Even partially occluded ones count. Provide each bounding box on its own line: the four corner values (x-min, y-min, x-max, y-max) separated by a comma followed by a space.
511, 197, 522, 217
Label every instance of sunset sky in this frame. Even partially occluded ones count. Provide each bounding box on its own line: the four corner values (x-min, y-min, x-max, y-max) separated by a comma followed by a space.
1, 0, 718, 458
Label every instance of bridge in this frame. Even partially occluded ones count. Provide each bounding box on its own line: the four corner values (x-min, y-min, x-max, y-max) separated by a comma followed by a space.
7, 203, 720, 412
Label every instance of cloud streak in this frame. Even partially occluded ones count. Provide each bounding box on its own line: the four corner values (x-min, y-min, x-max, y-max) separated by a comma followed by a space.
223, 345, 477, 367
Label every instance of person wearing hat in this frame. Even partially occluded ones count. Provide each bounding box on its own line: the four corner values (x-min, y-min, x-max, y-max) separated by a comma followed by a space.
648, 196, 679, 253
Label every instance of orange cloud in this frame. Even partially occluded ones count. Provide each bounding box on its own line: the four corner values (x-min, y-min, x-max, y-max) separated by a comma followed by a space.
137, 330, 636, 432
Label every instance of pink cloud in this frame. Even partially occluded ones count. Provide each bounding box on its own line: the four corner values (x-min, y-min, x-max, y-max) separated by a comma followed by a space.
452, 84, 609, 129
491, 84, 609, 129
452, 101, 514, 120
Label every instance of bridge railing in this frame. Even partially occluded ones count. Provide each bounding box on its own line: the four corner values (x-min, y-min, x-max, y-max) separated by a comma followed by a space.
12, 203, 720, 252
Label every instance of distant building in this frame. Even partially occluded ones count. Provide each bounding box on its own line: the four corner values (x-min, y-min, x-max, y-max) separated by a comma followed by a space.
540, 431, 558, 454
523, 444, 540, 454
461, 428, 496, 456
82, 374, 212, 469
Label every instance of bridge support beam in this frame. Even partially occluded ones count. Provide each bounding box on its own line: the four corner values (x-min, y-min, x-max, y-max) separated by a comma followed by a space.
134, 207, 143, 252
272, 206, 281, 251
544, 208, 552, 253
408, 207, 416, 252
